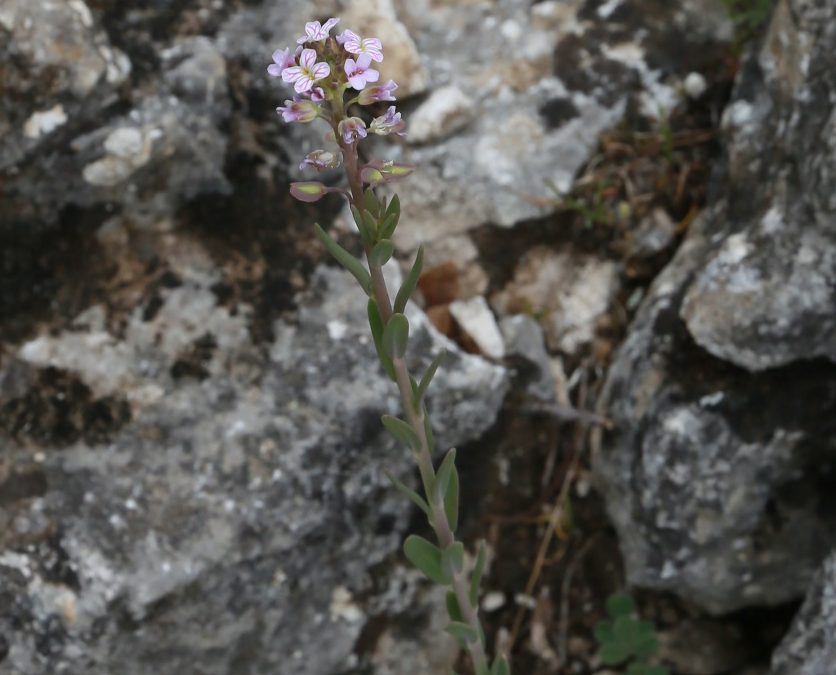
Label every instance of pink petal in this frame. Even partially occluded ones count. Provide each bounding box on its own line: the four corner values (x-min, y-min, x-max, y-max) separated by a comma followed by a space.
299, 48, 316, 68
364, 42, 384, 62
322, 17, 340, 33
267, 63, 283, 77
295, 78, 314, 93
282, 66, 303, 82
348, 75, 366, 90
344, 58, 357, 76
365, 69, 380, 83
357, 53, 372, 69
304, 21, 320, 38
311, 62, 330, 80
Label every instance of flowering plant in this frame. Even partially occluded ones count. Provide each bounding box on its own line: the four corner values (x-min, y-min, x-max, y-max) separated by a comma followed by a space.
268, 18, 510, 675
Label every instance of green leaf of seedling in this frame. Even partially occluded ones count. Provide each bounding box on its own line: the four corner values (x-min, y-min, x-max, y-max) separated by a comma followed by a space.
314, 223, 371, 294
614, 615, 640, 644
445, 621, 479, 645
446, 591, 463, 622
394, 246, 424, 314
606, 592, 635, 618
444, 463, 459, 532
363, 187, 379, 217
490, 656, 510, 675
416, 350, 447, 406
383, 313, 409, 359
600, 641, 631, 666
434, 448, 457, 499
442, 541, 465, 574
368, 299, 396, 381
384, 470, 430, 516
404, 535, 448, 584
594, 619, 614, 644
369, 239, 394, 266
382, 415, 420, 451
643, 666, 670, 675
627, 664, 647, 675
470, 541, 487, 606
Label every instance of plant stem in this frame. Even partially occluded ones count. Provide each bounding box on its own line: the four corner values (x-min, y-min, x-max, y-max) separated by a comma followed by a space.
338, 136, 490, 675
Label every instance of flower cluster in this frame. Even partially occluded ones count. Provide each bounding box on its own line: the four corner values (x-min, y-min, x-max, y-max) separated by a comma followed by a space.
267, 17, 411, 201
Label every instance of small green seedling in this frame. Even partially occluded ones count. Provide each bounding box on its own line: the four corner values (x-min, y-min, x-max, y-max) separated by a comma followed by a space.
594, 593, 669, 675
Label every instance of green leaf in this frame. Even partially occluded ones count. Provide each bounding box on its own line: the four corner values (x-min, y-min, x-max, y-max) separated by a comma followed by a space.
607, 592, 635, 618
643, 667, 669, 675
386, 193, 400, 220
445, 621, 478, 645
490, 656, 510, 675
470, 542, 487, 605
446, 591, 463, 622
383, 313, 409, 359
384, 470, 430, 516
314, 223, 371, 294
442, 541, 465, 574
444, 463, 459, 532
369, 239, 394, 267
382, 415, 420, 451
626, 664, 647, 675
394, 246, 424, 314
379, 212, 399, 239
350, 205, 376, 246
368, 299, 396, 381
423, 413, 435, 453
404, 535, 447, 584
434, 448, 457, 500
363, 187, 379, 217
416, 350, 447, 406
600, 642, 630, 665
594, 619, 614, 644
614, 615, 639, 643
633, 633, 659, 659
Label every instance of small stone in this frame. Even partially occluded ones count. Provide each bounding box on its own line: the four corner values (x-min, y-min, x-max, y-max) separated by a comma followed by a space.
684, 71, 708, 99
23, 105, 68, 139
407, 86, 475, 145
449, 296, 505, 360
481, 591, 506, 613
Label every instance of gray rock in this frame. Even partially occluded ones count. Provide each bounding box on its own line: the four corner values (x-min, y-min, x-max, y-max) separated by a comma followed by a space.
500, 314, 556, 403
592, 0, 836, 613
770, 553, 836, 675
0, 261, 507, 675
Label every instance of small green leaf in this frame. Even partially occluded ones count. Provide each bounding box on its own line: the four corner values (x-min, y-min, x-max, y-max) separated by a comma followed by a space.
600, 642, 630, 665
314, 224, 371, 294
446, 591, 463, 622
386, 193, 400, 220
444, 463, 459, 532
350, 205, 376, 246
434, 448, 457, 500
382, 415, 420, 451
394, 246, 424, 314
383, 313, 409, 359
404, 535, 447, 584
614, 615, 639, 643
633, 633, 659, 659
445, 621, 478, 645
626, 664, 647, 675
384, 470, 430, 516
442, 541, 465, 574
594, 619, 614, 644
490, 656, 510, 675
369, 239, 394, 266
368, 299, 396, 381
363, 187, 379, 217
379, 212, 398, 239
416, 350, 447, 406
606, 592, 635, 618
643, 666, 669, 675
470, 542, 487, 605
423, 413, 435, 453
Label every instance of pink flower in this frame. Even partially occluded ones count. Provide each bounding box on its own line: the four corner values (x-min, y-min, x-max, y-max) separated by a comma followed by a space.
297, 18, 340, 44
369, 106, 405, 136
282, 48, 331, 93
358, 80, 398, 105
344, 53, 380, 91
276, 98, 319, 123
339, 29, 383, 62
299, 150, 341, 172
267, 48, 296, 77
338, 117, 368, 144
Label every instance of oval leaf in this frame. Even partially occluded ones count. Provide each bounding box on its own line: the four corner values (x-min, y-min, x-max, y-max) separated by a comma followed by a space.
385, 470, 430, 517
445, 621, 478, 645
383, 313, 409, 359
381, 415, 420, 451
404, 535, 447, 584
394, 246, 424, 314
369, 239, 394, 267
416, 350, 447, 407
434, 448, 457, 500
446, 591, 463, 622
368, 299, 396, 381
314, 223, 371, 293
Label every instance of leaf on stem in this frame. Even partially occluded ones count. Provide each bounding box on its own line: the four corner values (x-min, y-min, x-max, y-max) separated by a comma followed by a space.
490, 656, 510, 675
369, 239, 394, 266
394, 246, 424, 314
470, 541, 487, 606
442, 541, 465, 574
382, 313, 409, 359
445, 621, 479, 646
314, 224, 371, 294
446, 591, 463, 622
444, 463, 460, 532
434, 448, 457, 500
364, 187, 379, 217
385, 470, 430, 516
350, 204, 376, 247
416, 350, 447, 407
367, 299, 396, 380
404, 535, 448, 584
381, 414, 420, 451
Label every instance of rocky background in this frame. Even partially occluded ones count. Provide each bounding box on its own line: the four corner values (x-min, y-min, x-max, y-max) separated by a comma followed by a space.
1, 0, 834, 674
